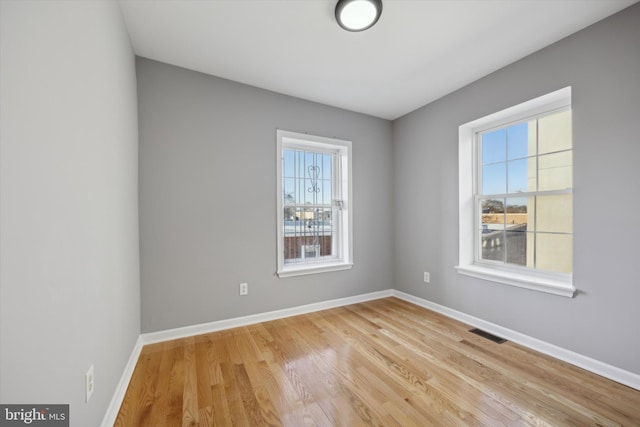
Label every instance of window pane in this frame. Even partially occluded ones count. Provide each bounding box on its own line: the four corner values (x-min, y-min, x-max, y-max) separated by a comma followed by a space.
507, 158, 534, 193
283, 207, 296, 221
316, 177, 325, 205
504, 197, 529, 265
283, 210, 301, 261
525, 231, 535, 268
296, 150, 305, 180
322, 180, 332, 205
322, 154, 332, 179
539, 110, 572, 154
536, 194, 572, 233
283, 207, 334, 263
481, 198, 505, 230
303, 178, 312, 204
507, 121, 533, 160
482, 162, 506, 195
505, 197, 529, 227
482, 129, 506, 164
481, 229, 505, 262
283, 149, 295, 178
283, 178, 296, 205
505, 230, 527, 266
278, 131, 351, 276
304, 151, 314, 171
538, 151, 572, 191
536, 233, 572, 273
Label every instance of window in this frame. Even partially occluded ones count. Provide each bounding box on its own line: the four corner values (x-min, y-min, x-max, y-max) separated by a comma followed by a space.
276, 130, 353, 277
457, 87, 575, 297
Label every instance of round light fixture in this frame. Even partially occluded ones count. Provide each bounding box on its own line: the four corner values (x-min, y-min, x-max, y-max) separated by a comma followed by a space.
335, 0, 382, 32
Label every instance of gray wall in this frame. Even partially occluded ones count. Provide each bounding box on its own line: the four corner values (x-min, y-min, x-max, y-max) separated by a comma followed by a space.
0, 1, 141, 425
393, 3, 640, 374
137, 58, 393, 333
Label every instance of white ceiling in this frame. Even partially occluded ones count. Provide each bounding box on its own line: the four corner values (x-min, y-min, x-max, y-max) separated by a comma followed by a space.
119, 0, 636, 120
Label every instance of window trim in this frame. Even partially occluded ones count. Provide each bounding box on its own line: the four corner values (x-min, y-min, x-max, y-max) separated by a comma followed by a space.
456, 87, 576, 298
276, 130, 353, 278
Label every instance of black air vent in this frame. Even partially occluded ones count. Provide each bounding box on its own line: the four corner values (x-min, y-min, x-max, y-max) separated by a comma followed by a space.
469, 328, 507, 344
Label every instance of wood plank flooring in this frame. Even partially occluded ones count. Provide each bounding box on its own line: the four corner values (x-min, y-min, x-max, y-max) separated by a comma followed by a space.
115, 297, 640, 426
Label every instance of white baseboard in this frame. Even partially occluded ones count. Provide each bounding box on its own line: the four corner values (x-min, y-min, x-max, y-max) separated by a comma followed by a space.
99, 289, 392, 425
101, 287, 639, 424
100, 335, 144, 427
392, 290, 640, 391
141, 289, 394, 345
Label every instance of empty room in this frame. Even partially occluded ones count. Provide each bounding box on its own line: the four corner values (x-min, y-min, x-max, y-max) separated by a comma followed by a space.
1, 0, 639, 426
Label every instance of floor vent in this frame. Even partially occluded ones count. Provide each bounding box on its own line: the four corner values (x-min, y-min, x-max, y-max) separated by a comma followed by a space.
469, 328, 507, 344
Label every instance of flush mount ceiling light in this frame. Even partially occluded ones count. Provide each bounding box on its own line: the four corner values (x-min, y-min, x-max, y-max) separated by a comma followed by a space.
335, 0, 383, 32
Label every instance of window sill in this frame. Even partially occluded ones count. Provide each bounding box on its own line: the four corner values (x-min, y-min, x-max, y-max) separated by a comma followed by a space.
277, 262, 353, 278
455, 264, 575, 298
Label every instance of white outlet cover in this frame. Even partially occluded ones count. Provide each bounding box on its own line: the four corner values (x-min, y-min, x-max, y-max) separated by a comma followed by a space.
239, 282, 248, 295
85, 365, 94, 403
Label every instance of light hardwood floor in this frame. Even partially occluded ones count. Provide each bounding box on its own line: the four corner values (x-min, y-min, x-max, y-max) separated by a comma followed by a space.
115, 297, 640, 426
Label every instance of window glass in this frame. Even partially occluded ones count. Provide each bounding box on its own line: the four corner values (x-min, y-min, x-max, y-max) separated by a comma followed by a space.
539, 110, 572, 154
538, 151, 572, 191
536, 233, 572, 273
277, 131, 352, 277
482, 129, 507, 164
536, 195, 572, 234
482, 163, 506, 195
507, 122, 531, 160
507, 158, 531, 193
477, 108, 572, 274
282, 150, 335, 264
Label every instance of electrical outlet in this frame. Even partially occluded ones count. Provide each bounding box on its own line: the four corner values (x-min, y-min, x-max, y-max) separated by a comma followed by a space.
239, 282, 248, 296
424, 272, 430, 283
85, 365, 94, 403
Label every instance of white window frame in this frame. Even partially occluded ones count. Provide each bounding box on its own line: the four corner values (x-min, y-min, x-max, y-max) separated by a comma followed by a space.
456, 87, 576, 297
276, 130, 353, 278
